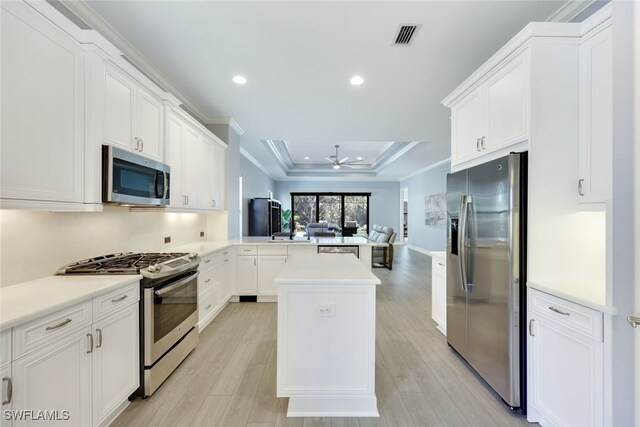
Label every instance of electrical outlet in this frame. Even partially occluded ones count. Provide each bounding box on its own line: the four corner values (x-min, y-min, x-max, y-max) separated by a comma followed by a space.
200, 231, 205, 237
317, 304, 336, 317
164, 236, 171, 244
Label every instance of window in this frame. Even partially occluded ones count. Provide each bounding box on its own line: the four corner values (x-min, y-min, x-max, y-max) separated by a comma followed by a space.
291, 193, 370, 236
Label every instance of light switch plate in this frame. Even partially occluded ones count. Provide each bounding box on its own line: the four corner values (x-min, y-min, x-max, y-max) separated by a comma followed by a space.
317, 304, 336, 317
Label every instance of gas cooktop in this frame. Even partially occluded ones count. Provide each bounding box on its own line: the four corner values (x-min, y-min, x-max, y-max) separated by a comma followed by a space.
56, 252, 196, 275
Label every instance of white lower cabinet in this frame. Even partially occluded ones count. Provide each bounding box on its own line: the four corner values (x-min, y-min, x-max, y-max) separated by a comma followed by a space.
12, 328, 92, 427
236, 256, 258, 295
528, 289, 604, 427
1, 363, 11, 427
91, 305, 139, 427
257, 256, 287, 297
430, 255, 447, 335
5, 283, 139, 427
197, 249, 233, 331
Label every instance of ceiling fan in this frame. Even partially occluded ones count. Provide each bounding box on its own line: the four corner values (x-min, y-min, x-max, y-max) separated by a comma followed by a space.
325, 145, 363, 169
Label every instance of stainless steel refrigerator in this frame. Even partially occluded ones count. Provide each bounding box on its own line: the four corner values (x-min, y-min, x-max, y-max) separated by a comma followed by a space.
446, 152, 527, 412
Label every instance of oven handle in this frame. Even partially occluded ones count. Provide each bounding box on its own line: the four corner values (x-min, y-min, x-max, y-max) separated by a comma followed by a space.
154, 271, 199, 296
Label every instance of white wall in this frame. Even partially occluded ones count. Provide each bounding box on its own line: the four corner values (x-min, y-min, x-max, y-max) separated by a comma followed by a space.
274, 180, 400, 236
399, 161, 450, 252
240, 155, 275, 236
0, 207, 227, 287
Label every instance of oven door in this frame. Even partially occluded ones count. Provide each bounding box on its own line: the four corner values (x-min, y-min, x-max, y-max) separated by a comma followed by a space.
144, 270, 199, 365
103, 145, 170, 206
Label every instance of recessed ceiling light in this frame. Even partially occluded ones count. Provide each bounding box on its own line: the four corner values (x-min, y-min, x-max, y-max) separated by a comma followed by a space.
232, 75, 247, 85
350, 75, 364, 86
304, 156, 310, 160
333, 164, 341, 169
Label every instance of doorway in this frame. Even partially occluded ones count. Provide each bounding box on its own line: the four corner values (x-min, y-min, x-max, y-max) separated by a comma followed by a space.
401, 187, 408, 244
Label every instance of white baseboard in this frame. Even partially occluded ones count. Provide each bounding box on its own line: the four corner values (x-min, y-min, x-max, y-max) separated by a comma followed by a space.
407, 245, 431, 256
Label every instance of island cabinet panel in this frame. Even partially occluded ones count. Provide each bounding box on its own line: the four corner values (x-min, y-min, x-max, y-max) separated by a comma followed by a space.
257, 256, 287, 297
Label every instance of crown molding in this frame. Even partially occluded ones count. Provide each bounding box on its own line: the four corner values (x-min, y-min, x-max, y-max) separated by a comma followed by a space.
240, 147, 274, 178
207, 117, 246, 136
61, 0, 210, 123
546, 0, 597, 23
399, 158, 451, 181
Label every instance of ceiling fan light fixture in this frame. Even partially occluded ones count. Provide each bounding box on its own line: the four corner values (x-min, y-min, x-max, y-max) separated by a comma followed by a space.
333, 164, 341, 169
232, 75, 247, 85
350, 75, 364, 86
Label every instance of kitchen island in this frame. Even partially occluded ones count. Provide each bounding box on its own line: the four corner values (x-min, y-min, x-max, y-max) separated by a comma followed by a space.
275, 253, 381, 417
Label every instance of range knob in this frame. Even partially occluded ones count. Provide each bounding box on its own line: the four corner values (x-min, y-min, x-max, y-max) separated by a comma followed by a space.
148, 263, 162, 273
188, 253, 198, 260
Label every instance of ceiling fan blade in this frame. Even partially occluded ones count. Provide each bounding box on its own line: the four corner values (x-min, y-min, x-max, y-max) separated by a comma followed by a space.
342, 160, 363, 164
339, 157, 349, 163
341, 164, 355, 168
325, 157, 334, 163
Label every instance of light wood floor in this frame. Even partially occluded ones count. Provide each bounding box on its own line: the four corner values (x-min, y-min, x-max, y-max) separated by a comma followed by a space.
112, 247, 531, 426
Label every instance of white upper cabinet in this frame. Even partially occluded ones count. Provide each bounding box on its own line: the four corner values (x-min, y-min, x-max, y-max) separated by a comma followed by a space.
446, 50, 529, 171
213, 143, 227, 210
102, 63, 163, 161
197, 137, 214, 209
0, 1, 85, 208
578, 26, 612, 205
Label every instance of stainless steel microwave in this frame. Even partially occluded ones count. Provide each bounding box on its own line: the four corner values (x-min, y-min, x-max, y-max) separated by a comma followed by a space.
102, 145, 170, 206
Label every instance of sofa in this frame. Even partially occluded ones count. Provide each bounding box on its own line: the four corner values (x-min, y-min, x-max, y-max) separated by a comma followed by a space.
368, 224, 397, 270
306, 222, 341, 237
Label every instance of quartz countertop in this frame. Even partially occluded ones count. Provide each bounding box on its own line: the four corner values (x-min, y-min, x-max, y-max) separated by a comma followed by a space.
426, 250, 446, 260
0, 275, 141, 329
275, 253, 381, 286
527, 281, 615, 314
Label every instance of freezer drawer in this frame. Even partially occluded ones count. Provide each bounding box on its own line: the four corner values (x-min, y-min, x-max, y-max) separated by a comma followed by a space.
317, 245, 359, 258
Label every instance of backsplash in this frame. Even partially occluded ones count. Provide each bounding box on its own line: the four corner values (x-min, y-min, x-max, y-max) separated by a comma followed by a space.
0, 207, 227, 287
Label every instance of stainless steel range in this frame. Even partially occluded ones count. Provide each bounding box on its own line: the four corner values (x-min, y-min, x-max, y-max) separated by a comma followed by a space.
58, 252, 200, 396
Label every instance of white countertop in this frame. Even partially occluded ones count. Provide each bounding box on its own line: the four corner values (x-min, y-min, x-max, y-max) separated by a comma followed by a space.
168, 240, 235, 257
426, 250, 446, 260
275, 254, 381, 286
0, 275, 141, 329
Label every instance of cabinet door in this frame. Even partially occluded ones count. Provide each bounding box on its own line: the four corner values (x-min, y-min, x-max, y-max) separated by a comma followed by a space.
1, 2, 84, 203
530, 316, 603, 426
136, 88, 163, 161
212, 143, 227, 210
258, 256, 287, 297
167, 112, 184, 207
220, 256, 231, 302
486, 53, 528, 151
92, 305, 139, 427
181, 127, 200, 207
103, 64, 136, 151
12, 329, 92, 427
1, 364, 11, 427
578, 27, 612, 204
431, 272, 446, 335
451, 88, 485, 164
197, 137, 214, 209
236, 257, 258, 295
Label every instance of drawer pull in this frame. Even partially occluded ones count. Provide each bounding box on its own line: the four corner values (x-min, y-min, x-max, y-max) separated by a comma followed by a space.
223, 251, 228, 255
95, 328, 103, 349
2, 377, 12, 405
205, 279, 211, 283
86, 333, 94, 354
205, 304, 212, 310
224, 259, 229, 263
45, 318, 72, 331
437, 262, 445, 267
205, 259, 211, 263
111, 294, 128, 303
529, 319, 535, 336
628, 316, 640, 328
549, 306, 570, 316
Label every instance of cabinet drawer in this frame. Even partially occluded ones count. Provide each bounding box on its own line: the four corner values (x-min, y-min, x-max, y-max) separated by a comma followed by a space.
0, 329, 10, 367
237, 245, 257, 256
13, 301, 92, 359
201, 252, 223, 270
432, 257, 447, 277
199, 266, 219, 295
258, 245, 288, 256
93, 282, 140, 322
530, 289, 603, 341
199, 286, 219, 321
288, 245, 317, 255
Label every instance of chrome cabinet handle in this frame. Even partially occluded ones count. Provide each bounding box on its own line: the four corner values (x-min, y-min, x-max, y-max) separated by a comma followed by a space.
549, 306, 570, 316
476, 138, 480, 151
223, 251, 228, 255
2, 378, 12, 405
481, 136, 485, 150
46, 318, 72, 331
224, 259, 229, 263
529, 319, 535, 336
95, 328, 103, 348
112, 294, 128, 303
140, 138, 144, 152
437, 262, 445, 267
186, 195, 189, 205
254, 259, 256, 266
205, 304, 212, 310
86, 333, 94, 354
578, 179, 585, 196
204, 259, 211, 263
205, 278, 211, 283
627, 316, 640, 328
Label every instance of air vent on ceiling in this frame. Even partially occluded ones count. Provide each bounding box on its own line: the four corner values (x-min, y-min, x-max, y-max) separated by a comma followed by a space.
393, 24, 420, 46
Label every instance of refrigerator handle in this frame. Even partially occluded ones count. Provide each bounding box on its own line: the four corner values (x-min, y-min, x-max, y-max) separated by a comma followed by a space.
458, 195, 468, 292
